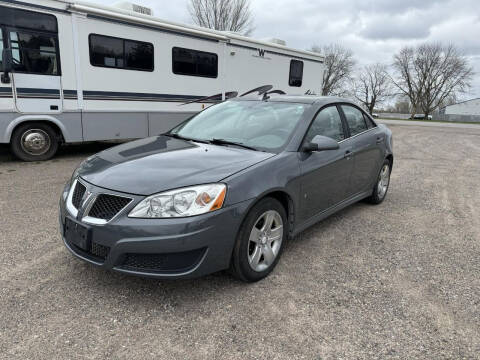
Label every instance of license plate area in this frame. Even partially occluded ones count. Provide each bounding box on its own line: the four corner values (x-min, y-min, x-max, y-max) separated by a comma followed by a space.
64, 217, 91, 251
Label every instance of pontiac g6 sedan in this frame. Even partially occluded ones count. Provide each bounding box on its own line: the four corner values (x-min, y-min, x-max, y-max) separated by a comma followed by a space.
59, 96, 393, 282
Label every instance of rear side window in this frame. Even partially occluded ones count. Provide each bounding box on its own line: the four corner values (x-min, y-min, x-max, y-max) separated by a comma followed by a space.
172, 47, 218, 78
289, 60, 303, 87
10, 31, 59, 75
341, 105, 368, 136
304, 106, 345, 143
363, 113, 377, 128
89, 34, 154, 71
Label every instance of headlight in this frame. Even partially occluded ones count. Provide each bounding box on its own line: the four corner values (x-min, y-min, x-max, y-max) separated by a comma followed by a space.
129, 184, 227, 218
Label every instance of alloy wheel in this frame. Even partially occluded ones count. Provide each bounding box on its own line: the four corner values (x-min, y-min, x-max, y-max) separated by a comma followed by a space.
247, 210, 283, 272
377, 164, 390, 199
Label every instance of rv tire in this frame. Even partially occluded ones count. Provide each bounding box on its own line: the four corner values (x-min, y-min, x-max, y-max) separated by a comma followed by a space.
10, 122, 59, 162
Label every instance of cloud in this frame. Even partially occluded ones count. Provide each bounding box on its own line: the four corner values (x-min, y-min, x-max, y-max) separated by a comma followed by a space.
93, 0, 480, 97
354, 0, 448, 14
359, 11, 435, 40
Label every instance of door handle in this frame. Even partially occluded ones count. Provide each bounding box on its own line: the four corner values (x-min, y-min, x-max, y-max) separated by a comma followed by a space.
344, 150, 354, 159
376, 136, 384, 144
0, 73, 10, 84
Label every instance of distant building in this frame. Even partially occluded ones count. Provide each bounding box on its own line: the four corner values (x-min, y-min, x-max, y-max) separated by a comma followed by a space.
440, 98, 480, 116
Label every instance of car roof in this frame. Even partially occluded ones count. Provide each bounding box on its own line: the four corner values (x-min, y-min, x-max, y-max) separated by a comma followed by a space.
230, 95, 356, 106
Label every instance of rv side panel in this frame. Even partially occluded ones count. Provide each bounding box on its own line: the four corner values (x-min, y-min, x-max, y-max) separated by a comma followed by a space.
225, 41, 324, 96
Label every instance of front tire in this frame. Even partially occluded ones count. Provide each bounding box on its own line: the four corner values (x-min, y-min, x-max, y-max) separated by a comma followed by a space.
10, 122, 59, 162
367, 159, 391, 204
230, 197, 287, 282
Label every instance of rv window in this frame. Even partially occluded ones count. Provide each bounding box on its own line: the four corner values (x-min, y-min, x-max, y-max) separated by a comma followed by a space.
9, 31, 59, 75
90, 35, 124, 68
0, 6, 58, 33
289, 60, 303, 87
125, 40, 154, 71
172, 47, 218, 78
89, 34, 153, 71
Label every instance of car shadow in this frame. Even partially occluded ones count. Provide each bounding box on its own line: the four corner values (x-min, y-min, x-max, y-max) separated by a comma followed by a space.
285, 202, 366, 250
68, 260, 250, 308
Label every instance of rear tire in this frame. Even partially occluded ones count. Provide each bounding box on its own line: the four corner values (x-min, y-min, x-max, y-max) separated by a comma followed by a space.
367, 159, 391, 204
10, 122, 59, 162
229, 197, 287, 282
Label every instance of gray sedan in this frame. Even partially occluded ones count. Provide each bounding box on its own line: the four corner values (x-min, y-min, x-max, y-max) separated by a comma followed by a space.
59, 95, 393, 282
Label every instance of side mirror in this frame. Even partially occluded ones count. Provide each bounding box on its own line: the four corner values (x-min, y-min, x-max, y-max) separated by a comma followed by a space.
1, 49, 13, 83
302, 135, 339, 152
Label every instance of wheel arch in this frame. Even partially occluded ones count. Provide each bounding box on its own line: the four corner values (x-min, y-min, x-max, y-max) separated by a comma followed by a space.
242, 189, 296, 240
4, 115, 68, 143
386, 153, 393, 169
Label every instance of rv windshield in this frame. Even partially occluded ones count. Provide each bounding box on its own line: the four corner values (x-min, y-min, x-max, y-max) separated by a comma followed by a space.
170, 101, 308, 152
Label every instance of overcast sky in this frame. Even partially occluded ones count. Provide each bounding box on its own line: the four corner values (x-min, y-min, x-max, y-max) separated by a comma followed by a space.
95, 0, 480, 99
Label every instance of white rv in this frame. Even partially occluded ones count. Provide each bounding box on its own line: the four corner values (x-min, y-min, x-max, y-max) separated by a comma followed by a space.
0, 0, 325, 161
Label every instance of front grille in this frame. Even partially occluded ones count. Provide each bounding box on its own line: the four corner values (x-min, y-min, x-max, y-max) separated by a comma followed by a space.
66, 239, 111, 262
72, 181, 86, 209
87, 194, 132, 221
121, 248, 206, 274
91, 242, 110, 260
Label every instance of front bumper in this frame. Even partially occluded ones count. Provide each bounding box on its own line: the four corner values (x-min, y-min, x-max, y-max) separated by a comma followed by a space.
59, 181, 252, 279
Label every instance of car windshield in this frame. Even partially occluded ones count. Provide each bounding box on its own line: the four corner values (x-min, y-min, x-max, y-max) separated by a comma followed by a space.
170, 100, 309, 152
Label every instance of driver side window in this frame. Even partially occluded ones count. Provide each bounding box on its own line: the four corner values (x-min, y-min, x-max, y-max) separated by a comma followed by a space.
9, 31, 59, 75
305, 106, 345, 143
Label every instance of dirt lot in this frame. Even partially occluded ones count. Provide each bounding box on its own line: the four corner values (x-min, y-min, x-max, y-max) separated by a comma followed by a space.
0, 124, 479, 359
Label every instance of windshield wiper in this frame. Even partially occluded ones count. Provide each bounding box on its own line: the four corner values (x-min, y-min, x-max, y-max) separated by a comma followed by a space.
163, 133, 209, 144
164, 134, 257, 150
208, 138, 258, 151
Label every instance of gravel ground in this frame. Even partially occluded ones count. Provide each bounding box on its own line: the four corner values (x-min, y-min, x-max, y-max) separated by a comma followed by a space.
0, 125, 479, 359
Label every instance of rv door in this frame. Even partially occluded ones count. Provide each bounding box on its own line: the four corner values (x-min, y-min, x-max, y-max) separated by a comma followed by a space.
0, 29, 15, 111
7, 29, 63, 114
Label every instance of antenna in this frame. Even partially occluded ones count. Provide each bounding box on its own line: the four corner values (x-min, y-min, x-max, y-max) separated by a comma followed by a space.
262, 89, 286, 101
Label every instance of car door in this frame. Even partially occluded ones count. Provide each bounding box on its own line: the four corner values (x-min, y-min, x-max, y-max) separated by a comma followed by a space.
299, 105, 354, 221
340, 105, 384, 195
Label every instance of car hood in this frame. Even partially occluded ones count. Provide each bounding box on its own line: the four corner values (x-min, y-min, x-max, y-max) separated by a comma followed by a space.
78, 136, 275, 195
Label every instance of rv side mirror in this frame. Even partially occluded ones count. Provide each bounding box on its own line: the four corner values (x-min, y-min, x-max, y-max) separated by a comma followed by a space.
1, 49, 13, 84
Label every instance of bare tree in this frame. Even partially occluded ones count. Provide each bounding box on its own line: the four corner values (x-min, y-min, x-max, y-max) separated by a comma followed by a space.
352, 63, 394, 115
436, 93, 458, 112
392, 43, 473, 118
391, 98, 412, 114
188, 0, 254, 35
311, 44, 355, 96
